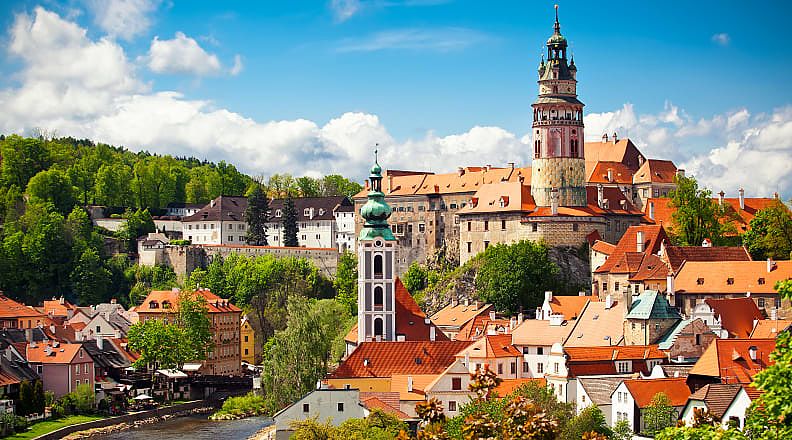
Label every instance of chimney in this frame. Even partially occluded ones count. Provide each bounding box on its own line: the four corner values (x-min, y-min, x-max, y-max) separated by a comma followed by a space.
210, 199, 215, 207
677, 169, 685, 178
607, 168, 613, 182
387, 175, 393, 193
430, 326, 436, 342
518, 312, 524, 325
407, 376, 414, 392
363, 358, 370, 367
59, 296, 65, 305
424, 317, 431, 326
702, 238, 712, 247
545, 291, 553, 303
738, 188, 745, 210
364, 179, 370, 190
767, 258, 776, 273
604, 294, 613, 310
748, 346, 758, 362
612, 132, 618, 143
666, 272, 675, 295
770, 308, 778, 320
464, 353, 470, 367
509, 317, 517, 331
602, 133, 608, 142
489, 310, 496, 321
508, 162, 515, 170
25, 328, 32, 343
549, 314, 563, 326
49, 324, 55, 334
636, 230, 645, 253
579, 291, 586, 297
457, 167, 465, 176
97, 334, 103, 350
597, 184, 604, 208
648, 201, 655, 220
464, 298, 470, 307
110, 298, 116, 304
718, 191, 725, 206
550, 188, 559, 216
474, 300, 481, 310
623, 290, 633, 316
451, 297, 458, 307
485, 164, 492, 171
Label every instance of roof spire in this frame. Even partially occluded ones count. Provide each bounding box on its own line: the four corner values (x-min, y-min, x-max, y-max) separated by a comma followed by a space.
554, 4, 560, 34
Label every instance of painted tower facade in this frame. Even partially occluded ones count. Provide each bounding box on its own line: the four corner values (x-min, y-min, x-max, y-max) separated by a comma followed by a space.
530, 6, 587, 207
357, 154, 398, 343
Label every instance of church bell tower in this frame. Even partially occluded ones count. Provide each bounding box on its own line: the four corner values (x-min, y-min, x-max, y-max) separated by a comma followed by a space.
530, 5, 587, 207
357, 152, 397, 343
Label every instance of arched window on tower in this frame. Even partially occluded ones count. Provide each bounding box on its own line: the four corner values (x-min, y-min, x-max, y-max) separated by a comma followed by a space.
373, 317, 384, 337
535, 140, 541, 158
373, 254, 383, 278
571, 139, 579, 157
373, 286, 383, 310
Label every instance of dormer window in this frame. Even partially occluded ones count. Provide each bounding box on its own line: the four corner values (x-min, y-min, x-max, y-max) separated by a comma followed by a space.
304, 208, 310, 217
696, 278, 704, 285
318, 208, 325, 216
727, 278, 735, 285
758, 278, 765, 285
162, 300, 171, 309
149, 301, 159, 309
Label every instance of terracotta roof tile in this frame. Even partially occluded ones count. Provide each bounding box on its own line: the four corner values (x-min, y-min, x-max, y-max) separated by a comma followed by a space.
512, 319, 573, 346
457, 182, 535, 214
42, 298, 77, 317
360, 396, 410, 419
633, 160, 677, 184
584, 139, 644, 171
494, 378, 546, 396
564, 345, 666, 362
662, 245, 751, 273
564, 301, 627, 348
674, 260, 792, 295
750, 320, 792, 339
587, 161, 635, 185
644, 197, 782, 235
623, 378, 691, 408
430, 302, 493, 329
595, 225, 669, 274
456, 315, 511, 341
391, 374, 437, 401
689, 339, 775, 384
456, 334, 521, 359
687, 384, 742, 419
0, 295, 45, 319
138, 289, 242, 314
26, 342, 86, 364
705, 298, 764, 338
549, 295, 593, 321
629, 254, 668, 281
329, 341, 471, 378
591, 240, 616, 256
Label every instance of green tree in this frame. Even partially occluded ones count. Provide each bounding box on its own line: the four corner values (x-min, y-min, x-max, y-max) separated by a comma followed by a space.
402, 262, 429, 294
296, 176, 321, 197
17, 380, 32, 416
475, 240, 559, 314
282, 197, 299, 247
245, 184, 269, 245
32, 380, 45, 415
260, 297, 349, 412
742, 199, 792, 260
26, 169, 77, 214
561, 405, 612, 440
117, 208, 156, 252
175, 292, 214, 361
669, 175, 735, 246
611, 420, 633, 440
70, 248, 112, 305
644, 392, 676, 436
0, 135, 50, 189
334, 251, 358, 314
95, 163, 134, 207
321, 175, 363, 198
72, 383, 95, 414
127, 318, 183, 371
67, 150, 101, 205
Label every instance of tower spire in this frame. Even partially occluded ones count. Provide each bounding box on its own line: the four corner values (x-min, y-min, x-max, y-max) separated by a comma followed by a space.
554, 4, 560, 34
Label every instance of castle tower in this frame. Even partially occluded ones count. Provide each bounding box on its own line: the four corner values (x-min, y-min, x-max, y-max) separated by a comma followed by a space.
357, 152, 397, 343
530, 5, 587, 207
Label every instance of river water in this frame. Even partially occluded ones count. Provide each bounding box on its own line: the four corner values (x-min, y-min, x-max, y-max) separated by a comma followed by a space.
96, 415, 273, 440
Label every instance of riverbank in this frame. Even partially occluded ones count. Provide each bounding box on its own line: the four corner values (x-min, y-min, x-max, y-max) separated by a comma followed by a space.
5, 416, 105, 440
29, 401, 214, 440
92, 414, 272, 440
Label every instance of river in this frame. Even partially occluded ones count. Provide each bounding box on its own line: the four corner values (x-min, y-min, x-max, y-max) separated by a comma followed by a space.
95, 415, 272, 440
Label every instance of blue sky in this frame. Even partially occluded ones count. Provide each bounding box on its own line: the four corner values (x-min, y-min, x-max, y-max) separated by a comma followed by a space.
0, 0, 790, 196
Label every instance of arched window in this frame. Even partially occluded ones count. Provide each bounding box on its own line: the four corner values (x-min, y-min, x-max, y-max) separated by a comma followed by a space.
374, 318, 384, 337
373, 254, 383, 278
535, 140, 541, 158
552, 85, 558, 94
374, 286, 384, 310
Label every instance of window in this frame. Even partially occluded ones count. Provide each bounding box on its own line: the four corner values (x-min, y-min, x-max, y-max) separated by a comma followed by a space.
373, 286, 384, 309
75, 380, 80, 387
510, 362, 516, 375
758, 298, 766, 308
303, 403, 310, 413
84, 364, 89, 373
452, 377, 462, 390
758, 277, 766, 285
484, 241, 490, 249
572, 223, 579, 232
614, 282, 620, 292
244, 335, 248, 342
75, 365, 80, 374
554, 362, 559, 374
337, 402, 344, 412
497, 363, 503, 375
775, 298, 781, 309
373, 317, 384, 337
523, 362, 530, 373
373, 255, 383, 278
419, 223, 426, 233
695, 334, 701, 345
79, 350, 84, 358
228, 224, 232, 230
537, 363, 544, 373
466, 242, 472, 253
37, 365, 43, 374
697, 277, 705, 285
501, 220, 507, 230
484, 221, 489, 231
727, 277, 735, 285
532, 223, 538, 232
537, 347, 543, 355
244, 348, 249, 355
616, 361, 630, 373
448, 401, 457, 412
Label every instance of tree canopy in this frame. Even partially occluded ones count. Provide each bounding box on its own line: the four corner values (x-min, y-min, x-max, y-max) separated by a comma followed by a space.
669, 175, 736, 246
742, 199, 792, 260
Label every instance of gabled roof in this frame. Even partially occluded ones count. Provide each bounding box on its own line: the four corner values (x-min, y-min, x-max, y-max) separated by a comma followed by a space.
360, 396, 410, 420
629, 253, 668, 282
674, 260, 792, 294
268, 196, 353, 220
564, 300, 626, 347
578, 376, 632, 405
595, 225, 669, 274
512, 319, 573, 347
705, 298, 764, 338
494, 378, 546, 396
591, 240, 616, 256
548, 295, 593, 321
633, 159, 677, 184
0, 295, 45, 319
329, 341, 472, 378
625, 291, 681, 320
689, 339, 775, 383
644, 197, 781, 234
456, 315, 511, 342
457, 182, 535, 214
42, 298, 77, 318
82, 339, 131, 370
587, 161, 635, 185
26, 342, 87, 364
662, 245, 751, 273
622, 378, 690, 408
455, 334, 521, 359
564, 345, 666, 362
183, 195, 247, 222
584, 138, 645, 171
138, 289, 242, 314
750, 320, 792, 339
686, 384, 742, 419
430, 302, 493, 329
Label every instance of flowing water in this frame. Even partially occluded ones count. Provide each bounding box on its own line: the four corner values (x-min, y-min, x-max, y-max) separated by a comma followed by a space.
95, 415, 272, 440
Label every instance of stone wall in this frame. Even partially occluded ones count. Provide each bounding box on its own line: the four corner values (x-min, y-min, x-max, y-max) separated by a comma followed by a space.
665, 319, 717, 360
530, 157, 587, 207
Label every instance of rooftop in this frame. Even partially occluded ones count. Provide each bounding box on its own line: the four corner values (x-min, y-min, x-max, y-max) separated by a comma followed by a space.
564, 300, 626, 348
455, 334, 521, 359
750, 320, 792, 339
705, 298, 764, 338
674, 260, 792, 294
686, 384, 743, 419
622, 378, 691, 408
689, 338, 776, 383
430, 301, 492, 329
632, 159, 678, 185
625, 290, 681, 320
595, 225, 669, 274
329, 341, 472, 378
138, 289, 242, 314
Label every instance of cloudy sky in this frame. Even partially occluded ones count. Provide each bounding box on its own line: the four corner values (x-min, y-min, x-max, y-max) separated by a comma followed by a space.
0, 0, 790, 197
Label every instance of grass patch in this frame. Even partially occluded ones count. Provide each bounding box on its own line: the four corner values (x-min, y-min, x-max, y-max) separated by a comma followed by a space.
7, 415, 104, 439
209, 393, 266, 420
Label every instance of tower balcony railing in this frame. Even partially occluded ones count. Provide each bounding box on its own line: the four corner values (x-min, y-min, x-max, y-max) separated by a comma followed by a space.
373, 304, 384, 311
532, 119, 583, 127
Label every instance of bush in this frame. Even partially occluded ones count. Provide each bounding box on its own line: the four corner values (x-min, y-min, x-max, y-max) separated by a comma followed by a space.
210, 393, 267, 420
169, 239, 191, 246
13, 416, 28, 433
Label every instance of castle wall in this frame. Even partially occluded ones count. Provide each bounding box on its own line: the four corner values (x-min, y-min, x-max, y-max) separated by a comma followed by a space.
530, 158, 587, 206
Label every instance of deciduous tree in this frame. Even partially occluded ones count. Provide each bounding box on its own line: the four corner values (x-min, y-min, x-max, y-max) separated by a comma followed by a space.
669, 175, 735, 246
742, 199, 792, 260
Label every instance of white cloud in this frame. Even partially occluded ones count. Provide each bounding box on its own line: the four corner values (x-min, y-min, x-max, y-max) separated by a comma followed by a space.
148, 32, 222, 76
84, 0, 161, 41
712, 33, 730, 46
0, 8, 788, 199
330, 0, 361, 22
230, 55, 244, 76
337, 27, 490, 52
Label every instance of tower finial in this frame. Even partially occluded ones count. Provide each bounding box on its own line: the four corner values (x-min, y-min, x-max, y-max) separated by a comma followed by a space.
554, 5, 560, 33
374, 143, 379, 164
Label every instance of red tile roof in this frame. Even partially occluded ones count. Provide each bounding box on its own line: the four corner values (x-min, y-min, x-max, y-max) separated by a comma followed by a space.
329, 341, 472, 378
360, 396, 410, 419
750, 320, 792, 339
673, 260, 792, 295
456, 334, 521, 359
26, 342, 87, 364
584, 138, 645, 171
549, 295, 593, 321
623, 378, 691, 408
705, 298, 764, 338
139, 289, 241, 314
644, 197, 782, 235
42, 298, 77, 317
595, 225, 669, 274
662, 245, 751, 273
456, 315, 511, 341
494, 378, 547, 396
564, 345, 666, 362
690, 339, 775, 384
629, 254, 668, 282
591, 240, 616, 256
587, 161, 635, 185
0, 295, 45, 319
633, 160, 677, 184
